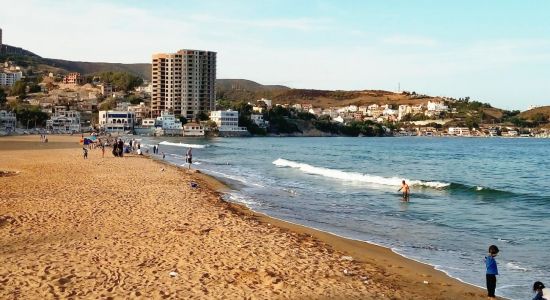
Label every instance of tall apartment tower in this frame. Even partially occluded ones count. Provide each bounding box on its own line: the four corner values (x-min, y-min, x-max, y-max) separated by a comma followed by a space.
151, 49, 216, 119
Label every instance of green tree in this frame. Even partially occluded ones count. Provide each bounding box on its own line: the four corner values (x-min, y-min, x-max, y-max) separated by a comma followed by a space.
99, 99, 116, 111
10, 80, 27, 97
96, 71, 144, 92
196, 111, 210, 121
28, 83, 41, 93
14, 105, 49, 128
0, 87, 6, 107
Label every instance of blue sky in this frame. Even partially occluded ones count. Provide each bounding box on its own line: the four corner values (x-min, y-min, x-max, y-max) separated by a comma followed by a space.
1, 0, 549, 109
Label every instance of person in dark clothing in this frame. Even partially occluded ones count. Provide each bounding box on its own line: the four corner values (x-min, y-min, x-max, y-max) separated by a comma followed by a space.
83, 147, 88, 159
118, 140, 124, 157
485, 245, 499, 298
533, 281, 546, 300
112, 143, 118, 157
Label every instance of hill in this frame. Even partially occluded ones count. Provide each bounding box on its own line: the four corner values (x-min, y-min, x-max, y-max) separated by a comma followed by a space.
519, 106, 550, 121
42, 58, 151, 80
216, 79, 289, 91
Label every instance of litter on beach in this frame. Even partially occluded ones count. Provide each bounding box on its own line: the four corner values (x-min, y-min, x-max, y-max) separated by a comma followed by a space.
169, 271, 179, 277
190, 182, 198, 188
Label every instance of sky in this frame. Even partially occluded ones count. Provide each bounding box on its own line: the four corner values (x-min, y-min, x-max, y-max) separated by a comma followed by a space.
1, 0, 549, 110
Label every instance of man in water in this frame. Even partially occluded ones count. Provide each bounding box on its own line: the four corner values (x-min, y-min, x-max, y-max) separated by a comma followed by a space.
398, 180, 410, 201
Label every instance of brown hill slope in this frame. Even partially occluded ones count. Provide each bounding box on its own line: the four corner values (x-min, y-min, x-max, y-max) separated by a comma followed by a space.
42, 58, 151, 80
519, 106, 550, 120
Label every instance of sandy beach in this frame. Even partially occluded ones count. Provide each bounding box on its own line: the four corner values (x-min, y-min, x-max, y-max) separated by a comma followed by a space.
0, 135, 490, 299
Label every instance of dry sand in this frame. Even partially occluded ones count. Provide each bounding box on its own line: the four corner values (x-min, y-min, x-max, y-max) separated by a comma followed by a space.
0, 135, 489, 299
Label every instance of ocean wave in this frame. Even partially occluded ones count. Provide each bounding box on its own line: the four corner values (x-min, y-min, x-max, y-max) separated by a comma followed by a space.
159, 141, 209, 148
505, 262, 529, 272
272, 158, 449, 189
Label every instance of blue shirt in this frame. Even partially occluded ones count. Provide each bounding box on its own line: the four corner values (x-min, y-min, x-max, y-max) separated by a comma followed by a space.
485, 256, 498, 275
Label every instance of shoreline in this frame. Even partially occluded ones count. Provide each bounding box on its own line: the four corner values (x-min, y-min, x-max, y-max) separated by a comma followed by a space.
152, 147, 492, 299
0, 135, 491, 299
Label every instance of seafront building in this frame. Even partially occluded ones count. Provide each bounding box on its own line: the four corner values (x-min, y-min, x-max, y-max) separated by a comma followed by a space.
210, 110, 247, 132
251, 114, 267, 128
0, 110, 17, 133
448, 127, 471, 136
183, 122, 205, 136
46, 108, 81, 133
98, 110, 135, 133
151, 49, 216, 119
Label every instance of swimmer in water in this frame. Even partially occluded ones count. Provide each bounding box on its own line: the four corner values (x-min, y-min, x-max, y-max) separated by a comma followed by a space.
398, 180, 410, 201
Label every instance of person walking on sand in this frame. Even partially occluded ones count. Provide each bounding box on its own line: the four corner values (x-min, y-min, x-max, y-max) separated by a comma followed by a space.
185, 147, 192, 169
83, 147, 88, 159
485, 245, 499, 299
532, 281, 546, 300
398, 180, 410, 201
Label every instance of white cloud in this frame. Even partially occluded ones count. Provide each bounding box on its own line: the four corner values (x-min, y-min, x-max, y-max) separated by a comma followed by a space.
189, 14, 331, 31
382, 35, 438, 47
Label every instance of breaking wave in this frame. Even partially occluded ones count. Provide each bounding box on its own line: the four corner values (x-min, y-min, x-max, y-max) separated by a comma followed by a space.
159, 141, 209, 148
272, 158, 450, 189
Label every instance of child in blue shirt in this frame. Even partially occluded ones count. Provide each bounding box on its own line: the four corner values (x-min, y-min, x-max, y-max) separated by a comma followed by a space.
485, 245, 499, 298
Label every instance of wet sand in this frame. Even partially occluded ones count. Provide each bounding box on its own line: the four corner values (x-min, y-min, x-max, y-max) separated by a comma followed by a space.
0, 135, 490, 299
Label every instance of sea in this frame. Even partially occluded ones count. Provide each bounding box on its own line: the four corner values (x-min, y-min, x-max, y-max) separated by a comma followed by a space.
140, 136, 549, 300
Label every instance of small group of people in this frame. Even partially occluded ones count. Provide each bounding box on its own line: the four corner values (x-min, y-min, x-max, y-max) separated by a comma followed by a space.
152, 144, 160, 155
484, 245, 546, 299
39, 134, 48, 143
112, 139, 125, 157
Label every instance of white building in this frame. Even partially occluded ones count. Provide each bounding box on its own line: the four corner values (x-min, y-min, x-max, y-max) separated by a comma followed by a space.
383, 108, 398, 116
141, 118, 155, 127
333, 116, 345, 123
398, 105, 412, 121
448, 127, 471, 136
427, 101, 449, 112
210, 110, 247, 132
309, 108, 322, 116
258, 98, 272, 108
0, 70, 23, 86
0, 110, 17, 132
98, 110, 135, 132
183, 122, 205, 136
347, 105, 358, 112
251, 114, 267, 128
47, 109, 81, 133
156, 111, 183, 130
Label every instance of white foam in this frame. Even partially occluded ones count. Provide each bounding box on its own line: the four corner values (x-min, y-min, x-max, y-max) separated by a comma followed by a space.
159, 141, 208, 148
273, 158, 450, 189
505, 262, 528, 272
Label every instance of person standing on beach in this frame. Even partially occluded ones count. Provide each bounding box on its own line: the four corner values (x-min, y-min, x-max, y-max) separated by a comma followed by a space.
186, 147, 192, 169
485, 245, 499, 299
398, 180, 410, 201
83, 147, 88, 159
